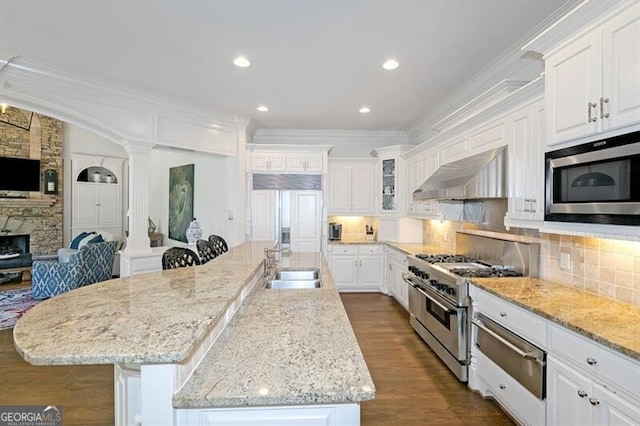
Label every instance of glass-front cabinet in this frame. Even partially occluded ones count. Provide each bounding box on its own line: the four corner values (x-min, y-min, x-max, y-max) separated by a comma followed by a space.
382, 158, 396, 212
374, 145, 411, 216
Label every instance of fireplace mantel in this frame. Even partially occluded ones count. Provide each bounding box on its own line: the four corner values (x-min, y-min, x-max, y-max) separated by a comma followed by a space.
0, 198, 56, 208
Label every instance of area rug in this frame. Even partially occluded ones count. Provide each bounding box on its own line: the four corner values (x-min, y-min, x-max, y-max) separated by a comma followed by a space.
0, 288, 40, 331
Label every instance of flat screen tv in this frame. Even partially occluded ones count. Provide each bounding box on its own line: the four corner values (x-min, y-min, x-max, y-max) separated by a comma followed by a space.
0, 156, 41, 192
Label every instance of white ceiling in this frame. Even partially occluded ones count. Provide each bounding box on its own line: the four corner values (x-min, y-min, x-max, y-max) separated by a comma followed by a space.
0, 0, 569, 132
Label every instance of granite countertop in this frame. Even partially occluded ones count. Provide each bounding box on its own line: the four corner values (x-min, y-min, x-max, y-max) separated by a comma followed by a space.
469, 277, 640, 361
14, 242, 375, 408
174, 252, 375, 408
13, 241, 275, 365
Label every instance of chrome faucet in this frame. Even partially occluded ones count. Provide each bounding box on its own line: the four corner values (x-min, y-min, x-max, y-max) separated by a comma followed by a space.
264, 247, 293, 276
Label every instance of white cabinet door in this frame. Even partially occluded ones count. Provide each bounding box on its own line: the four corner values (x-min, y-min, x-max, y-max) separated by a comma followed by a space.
73, 183, 99, 228
286, 154, 307, 172
386, 260, 397, 296
252, 153, 287, 172
359, 255, 383, 289
330, 255, 358, 287
602, 6, 640, 132
290, 191, 321, 252
547, 356, 593, 426
350, 166, 375, 213
99, 184, 122, 227
251, 190, 276, 241
328, 166, 351, 213
545, 31, 602, 145
506, 99, 545, 227
593, 382, 640, 425
405, 158, 418, 213
304, 153, 323, 172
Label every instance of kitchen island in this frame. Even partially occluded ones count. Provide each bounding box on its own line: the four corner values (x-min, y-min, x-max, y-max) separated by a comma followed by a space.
13, 241, 375, 425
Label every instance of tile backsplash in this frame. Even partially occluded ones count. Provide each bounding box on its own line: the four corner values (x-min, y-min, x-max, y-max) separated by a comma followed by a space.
539, 234, 640, 307
422, 220, 639, 306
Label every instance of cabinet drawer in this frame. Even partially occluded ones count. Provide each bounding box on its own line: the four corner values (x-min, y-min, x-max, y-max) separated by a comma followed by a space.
549, 323, 640, 401
475, 288, 547, 348
359, 245, 384, 255
475, 350, 546, 426
330, 245, 359, 255
387, 248, 407, 264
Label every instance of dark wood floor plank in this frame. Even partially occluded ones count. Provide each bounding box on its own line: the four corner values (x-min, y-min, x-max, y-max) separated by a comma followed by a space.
340, 292, 514, 426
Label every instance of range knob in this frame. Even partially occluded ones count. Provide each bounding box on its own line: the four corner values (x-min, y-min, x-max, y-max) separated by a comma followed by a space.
447, 287, 456, 296
408, 266, 416, 273
429, 279, 438, 287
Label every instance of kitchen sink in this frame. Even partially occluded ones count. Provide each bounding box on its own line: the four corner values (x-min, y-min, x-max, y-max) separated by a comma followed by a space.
274, 268, 320, 280
265, 268, 322, 289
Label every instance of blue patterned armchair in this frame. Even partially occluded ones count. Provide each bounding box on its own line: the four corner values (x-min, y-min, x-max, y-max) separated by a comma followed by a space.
31, 241, 118, 300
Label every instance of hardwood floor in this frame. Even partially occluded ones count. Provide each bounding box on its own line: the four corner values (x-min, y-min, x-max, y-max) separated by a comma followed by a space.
341, 292, 514, 426
0, 281, 114, 425
0, 283, 511, 425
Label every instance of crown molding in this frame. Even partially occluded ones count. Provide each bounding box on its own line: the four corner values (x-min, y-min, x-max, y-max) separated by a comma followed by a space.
253, 129, 409, 145
522, 0, 636, 57
0, 54, 245, 156
405, 0, 577, 144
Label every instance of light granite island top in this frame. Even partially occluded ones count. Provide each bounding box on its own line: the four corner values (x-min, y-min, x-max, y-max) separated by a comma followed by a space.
13, 241, 374, 424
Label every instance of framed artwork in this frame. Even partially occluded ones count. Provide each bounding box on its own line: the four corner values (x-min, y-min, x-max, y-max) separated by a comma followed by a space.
168, 164, 194, 243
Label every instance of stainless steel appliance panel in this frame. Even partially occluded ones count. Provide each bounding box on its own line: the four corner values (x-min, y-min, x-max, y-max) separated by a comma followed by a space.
545, 130, 640, 225
472, 314, 546, 399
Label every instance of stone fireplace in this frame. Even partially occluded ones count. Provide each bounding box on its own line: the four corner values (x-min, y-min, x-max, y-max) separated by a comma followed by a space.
0, 108, 63, 255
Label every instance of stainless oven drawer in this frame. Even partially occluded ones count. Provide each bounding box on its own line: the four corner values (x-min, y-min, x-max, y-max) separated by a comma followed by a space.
472, 314, 546, 399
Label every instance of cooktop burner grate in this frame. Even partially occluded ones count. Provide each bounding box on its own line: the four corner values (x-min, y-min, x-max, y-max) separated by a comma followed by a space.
415, 254, 475, 264
448, 267, 524, 278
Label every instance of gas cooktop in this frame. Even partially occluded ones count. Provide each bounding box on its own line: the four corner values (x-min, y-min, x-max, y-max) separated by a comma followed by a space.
414, 253, 524, 278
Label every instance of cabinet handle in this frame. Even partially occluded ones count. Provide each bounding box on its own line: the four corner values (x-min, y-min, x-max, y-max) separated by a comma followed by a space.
499, 312, 507, 317
600, 97, 610, 119
359, 259, 362, 267
586, 357, 597, 365
577, 390, 588, 398
354, 260, 358, 267
499, 384, 506, 390
530, 199, 537, 213
588, 102, 598, 123
589, 398, 600, 406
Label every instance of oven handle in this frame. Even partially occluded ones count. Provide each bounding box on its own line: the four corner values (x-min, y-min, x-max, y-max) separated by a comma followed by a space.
404, 273, 456, 313
471, 318, 543, 364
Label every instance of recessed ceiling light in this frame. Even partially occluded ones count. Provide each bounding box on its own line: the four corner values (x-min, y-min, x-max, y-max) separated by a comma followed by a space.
233, 56, 251, 68
382, 59, 400, 70
359, 107, 370, 114
257, 105, 269, 112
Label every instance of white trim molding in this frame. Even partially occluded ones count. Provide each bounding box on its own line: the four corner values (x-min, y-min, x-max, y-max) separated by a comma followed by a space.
0, 54, 242, 156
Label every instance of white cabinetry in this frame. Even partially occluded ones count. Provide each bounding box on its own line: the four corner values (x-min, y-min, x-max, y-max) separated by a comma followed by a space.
406, 148, 442, 219
386, 247, 408, 309
545, 2, 640, 146
328, 244, 384, 292
547, 323, 640, 426
328, 159, 376, 215
468, 285, 547, 426
505, 98, 546, 229
71, 154, 124, 238
252, 152, 287, 172
287, 153, 323, 172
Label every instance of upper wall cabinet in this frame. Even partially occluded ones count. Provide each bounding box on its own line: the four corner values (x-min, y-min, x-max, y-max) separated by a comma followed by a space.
545, 2, 640, 146
505, 98, 545, 229
373, 145, 412, 216
328, 159, 376, 215
247, 145, 332, 174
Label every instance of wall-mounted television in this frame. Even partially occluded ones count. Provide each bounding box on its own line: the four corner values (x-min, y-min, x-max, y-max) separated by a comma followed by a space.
0, 156, 41, 192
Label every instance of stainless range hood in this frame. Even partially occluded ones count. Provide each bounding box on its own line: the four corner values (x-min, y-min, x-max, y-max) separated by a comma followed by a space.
413, 147, 507, 201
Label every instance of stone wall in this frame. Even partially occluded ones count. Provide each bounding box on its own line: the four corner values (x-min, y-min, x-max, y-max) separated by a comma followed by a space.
0, 109, 63, 255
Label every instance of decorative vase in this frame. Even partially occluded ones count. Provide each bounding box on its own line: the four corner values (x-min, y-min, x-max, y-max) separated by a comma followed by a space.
92, 171, 102, 182
185, 217, 202, 244
105, 174, 114, 183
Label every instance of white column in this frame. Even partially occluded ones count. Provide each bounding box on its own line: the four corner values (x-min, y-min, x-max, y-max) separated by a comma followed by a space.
123, 140, 153, 252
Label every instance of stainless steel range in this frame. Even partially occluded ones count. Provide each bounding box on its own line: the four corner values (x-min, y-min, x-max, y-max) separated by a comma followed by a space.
403, 232, 539, 382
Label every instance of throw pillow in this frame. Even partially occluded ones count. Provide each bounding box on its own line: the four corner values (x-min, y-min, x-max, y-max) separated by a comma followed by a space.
88, 234, 104, 244
70, 232, 90, 249
77, 232, 97, 249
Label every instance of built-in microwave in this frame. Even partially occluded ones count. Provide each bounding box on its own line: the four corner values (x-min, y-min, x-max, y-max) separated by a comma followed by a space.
545, 130, 640, 226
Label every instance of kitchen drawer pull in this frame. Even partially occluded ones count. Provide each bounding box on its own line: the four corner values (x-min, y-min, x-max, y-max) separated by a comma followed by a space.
577, 390, 588, 398
472, 318, 544, 365
499, 384, 506, 390
499, 312, 507, 317
589, 398, 600, 406
586, 357, 597, 365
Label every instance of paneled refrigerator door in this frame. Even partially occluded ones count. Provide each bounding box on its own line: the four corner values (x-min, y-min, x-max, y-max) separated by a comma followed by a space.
290, 190, 322, 252
251, 190, 277, 241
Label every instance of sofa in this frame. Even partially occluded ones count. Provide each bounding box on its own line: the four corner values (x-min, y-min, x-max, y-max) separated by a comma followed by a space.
31, 240, 118, 299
